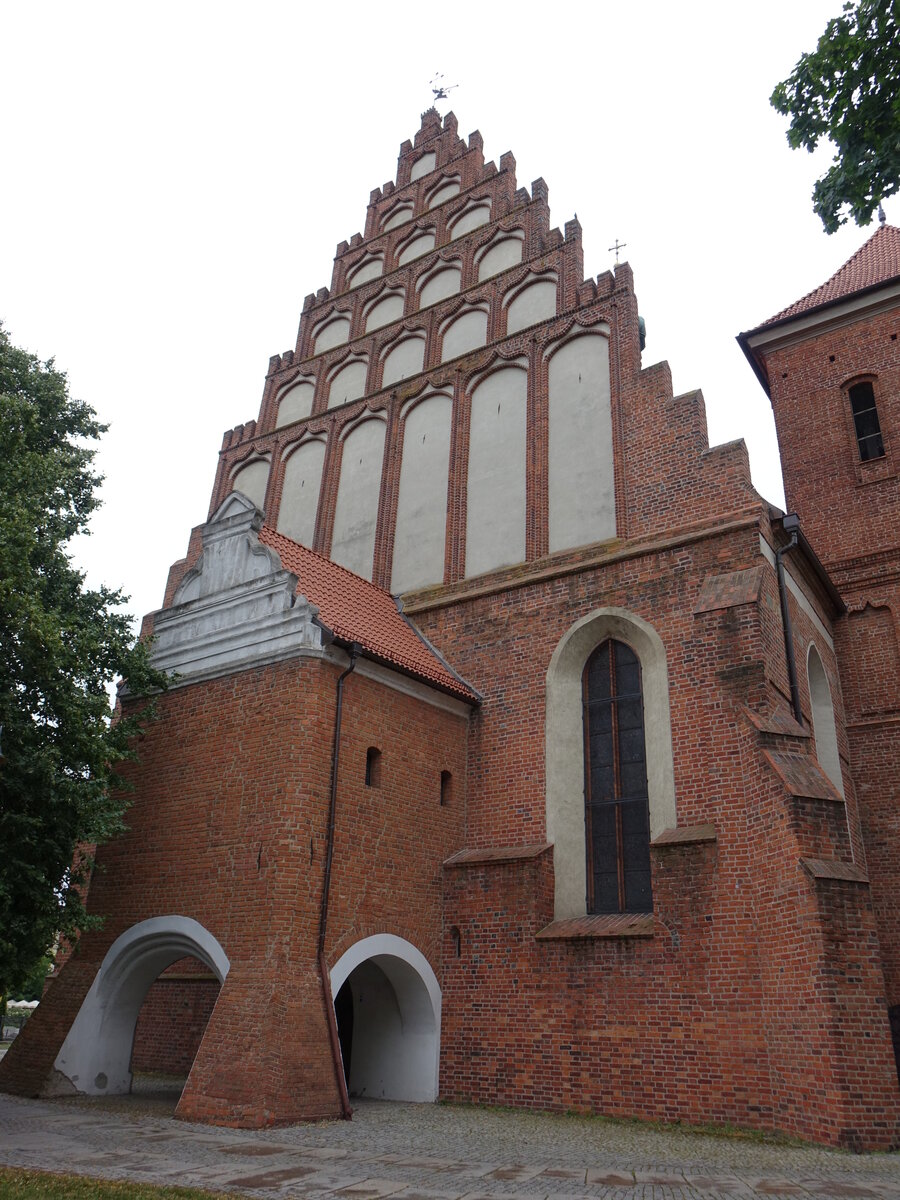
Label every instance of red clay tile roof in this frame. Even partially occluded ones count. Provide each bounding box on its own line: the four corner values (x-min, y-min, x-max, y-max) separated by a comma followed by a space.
258, 526, 478, 703
757, 223, 900, 329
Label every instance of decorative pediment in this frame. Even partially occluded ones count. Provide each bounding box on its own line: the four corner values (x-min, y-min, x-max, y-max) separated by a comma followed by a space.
150, 492, 326, 685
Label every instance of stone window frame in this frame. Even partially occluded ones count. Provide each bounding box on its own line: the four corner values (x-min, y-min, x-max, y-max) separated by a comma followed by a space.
545, 608, 676, 920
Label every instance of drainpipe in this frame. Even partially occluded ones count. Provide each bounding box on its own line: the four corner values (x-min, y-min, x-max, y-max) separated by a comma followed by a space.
775, 514, 804, 727
318, 642, 362, 1120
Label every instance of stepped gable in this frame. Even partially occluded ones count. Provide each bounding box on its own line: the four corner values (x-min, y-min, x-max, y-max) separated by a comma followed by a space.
748, 222, 900, 332
258, 525, 477, 702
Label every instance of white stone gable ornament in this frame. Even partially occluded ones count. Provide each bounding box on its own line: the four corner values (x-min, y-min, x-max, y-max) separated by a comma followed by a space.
150, 491, 326, 684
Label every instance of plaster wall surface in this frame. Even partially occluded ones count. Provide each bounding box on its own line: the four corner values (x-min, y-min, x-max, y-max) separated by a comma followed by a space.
478, 235, 523, 281
331, 419, 386, 579
277, 440, 326, 548
348, 257, 383, 288
392, 394, 452, 593
507, 279, 557, 335
427, 179, 460, 208
398, 232, 436, 265
382, 336, 425, 387
548, 334, 616, 552
314, 316, 351, 354
230, 460, 269, 511
441, 309, 487, 361
420, 266, 461, 309
329, 359, 368, 409
366, 294, 404, 333
450, 204, 490, 240
465, 366, 527, 577
410, 152, 436, 181
275, 380, 314, 428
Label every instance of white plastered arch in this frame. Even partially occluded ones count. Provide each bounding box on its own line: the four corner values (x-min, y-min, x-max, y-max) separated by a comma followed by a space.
52, 916, 229, 1095
330, 933, 441, 1102
546, 608, 676, 918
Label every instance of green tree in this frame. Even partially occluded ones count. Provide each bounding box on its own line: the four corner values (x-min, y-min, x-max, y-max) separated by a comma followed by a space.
771, 0, 900, 233
0, 324, 166, 999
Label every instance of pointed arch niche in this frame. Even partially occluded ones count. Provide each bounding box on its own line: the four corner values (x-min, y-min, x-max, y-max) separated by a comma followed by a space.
275, 377, 315, 429
331, 417, 386, 580
277, 438, 326, 548
391, 392, 453, 593
441, 307, 488, 362
230, 457, 270, 512
328, 357, 368, 409
382, 334, 426, 388
807, 644, 844, 795
465, 363, 527, 577
546, 331, 616, 553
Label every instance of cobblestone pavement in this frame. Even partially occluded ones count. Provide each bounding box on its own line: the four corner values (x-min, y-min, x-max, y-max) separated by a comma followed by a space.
1, 1081, 900, 1200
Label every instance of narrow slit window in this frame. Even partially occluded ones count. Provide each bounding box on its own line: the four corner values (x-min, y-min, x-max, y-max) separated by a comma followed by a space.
365, 747, 382, 788
582, 639, 652, 914
440, 770, 452, 806
848, 381, 885, 461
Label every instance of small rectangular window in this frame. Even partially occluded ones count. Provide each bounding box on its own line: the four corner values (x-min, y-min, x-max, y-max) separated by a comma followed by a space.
848, 382, 885, 461
365, 747, 382, 788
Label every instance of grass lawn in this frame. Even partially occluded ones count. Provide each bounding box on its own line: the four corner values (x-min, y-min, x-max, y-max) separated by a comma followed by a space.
0, 1168, 243, 1199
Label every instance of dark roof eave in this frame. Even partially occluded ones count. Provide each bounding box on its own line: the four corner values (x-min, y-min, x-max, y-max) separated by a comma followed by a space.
775, 514, 846, 617
331, 634, 481, 706
738, 268, 900, 399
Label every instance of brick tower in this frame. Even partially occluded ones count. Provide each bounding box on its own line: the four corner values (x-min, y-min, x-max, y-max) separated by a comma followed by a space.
739, 220, 900, 1054
4, 111, 900, 1149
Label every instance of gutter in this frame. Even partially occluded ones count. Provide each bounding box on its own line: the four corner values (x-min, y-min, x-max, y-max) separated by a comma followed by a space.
774, 514, 803, 726
318, 642, 362, 1121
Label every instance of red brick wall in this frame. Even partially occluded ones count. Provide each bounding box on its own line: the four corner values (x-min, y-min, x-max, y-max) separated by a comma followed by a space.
131, 958, 220, 1076
0, 656, 467, 1127
762, 299, 900, 1021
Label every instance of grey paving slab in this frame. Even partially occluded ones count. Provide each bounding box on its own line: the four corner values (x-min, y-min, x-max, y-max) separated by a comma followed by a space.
2, 1093, 900, 1200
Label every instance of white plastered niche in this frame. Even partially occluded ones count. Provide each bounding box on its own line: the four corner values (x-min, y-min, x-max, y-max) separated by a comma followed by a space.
330, 418, 386, 580
277, 439, 326, 548
465, 365, 527, 577
391, 394, 452, 593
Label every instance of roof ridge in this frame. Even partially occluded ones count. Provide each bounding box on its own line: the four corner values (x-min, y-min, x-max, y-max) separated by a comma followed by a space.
758, 222, 900, 329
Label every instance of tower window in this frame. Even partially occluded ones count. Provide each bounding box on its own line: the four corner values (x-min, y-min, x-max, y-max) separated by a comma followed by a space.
365, 747, 382, 788
848, 382, 885, 461
583, 639, 652, 914
440, 770, 452, 806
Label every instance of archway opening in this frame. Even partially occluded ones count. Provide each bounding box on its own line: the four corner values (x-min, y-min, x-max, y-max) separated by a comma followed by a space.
52, 916, 229, 1101
129, 955, 221, 1102
331, 937, 440, 1102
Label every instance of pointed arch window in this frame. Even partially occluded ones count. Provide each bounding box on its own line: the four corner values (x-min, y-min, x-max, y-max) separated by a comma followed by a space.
583, 639, 652, 914
848, 381, 885, 461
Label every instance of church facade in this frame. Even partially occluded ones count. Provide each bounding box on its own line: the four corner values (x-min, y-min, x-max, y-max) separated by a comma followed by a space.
3, 110, 900, 1150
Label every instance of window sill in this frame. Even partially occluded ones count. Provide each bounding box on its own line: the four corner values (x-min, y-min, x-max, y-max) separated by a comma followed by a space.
536, 913, 654, 940
650, 824, 717, 847
856, 456, 894, 486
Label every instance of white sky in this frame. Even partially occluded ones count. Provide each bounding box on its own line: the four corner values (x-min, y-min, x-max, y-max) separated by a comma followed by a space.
2, 0, 890, 637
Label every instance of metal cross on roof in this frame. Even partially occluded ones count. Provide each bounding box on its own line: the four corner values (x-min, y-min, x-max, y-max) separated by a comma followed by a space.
609, 238, 627, 263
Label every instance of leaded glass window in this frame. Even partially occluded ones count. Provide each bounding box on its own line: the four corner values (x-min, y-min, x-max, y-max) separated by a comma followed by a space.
582, 639, 652, 913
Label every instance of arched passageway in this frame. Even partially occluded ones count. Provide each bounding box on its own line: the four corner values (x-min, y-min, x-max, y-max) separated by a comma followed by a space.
130, 954, 221, 1084
331, 934, 441, 1102
53, 916, 229, 1097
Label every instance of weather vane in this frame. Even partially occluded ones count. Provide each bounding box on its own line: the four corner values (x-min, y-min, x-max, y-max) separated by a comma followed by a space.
609, 238, 627, 264
430, 73, 458, 102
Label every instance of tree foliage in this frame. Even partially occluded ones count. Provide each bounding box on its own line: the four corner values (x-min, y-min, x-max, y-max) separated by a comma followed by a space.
0, 325, 167, 996
771, 0, 900, 233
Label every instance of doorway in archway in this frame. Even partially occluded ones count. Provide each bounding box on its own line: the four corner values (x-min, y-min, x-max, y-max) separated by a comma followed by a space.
331, 936, 440, 1102
52, 916, 229, 1102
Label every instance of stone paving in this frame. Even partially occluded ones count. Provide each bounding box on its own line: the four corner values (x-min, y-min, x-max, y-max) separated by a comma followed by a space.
1, 1080, 900, 1200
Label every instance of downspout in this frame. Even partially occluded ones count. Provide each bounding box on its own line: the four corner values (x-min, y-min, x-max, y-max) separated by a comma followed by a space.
775, 514, 804, 726
318, 642, 362, 1120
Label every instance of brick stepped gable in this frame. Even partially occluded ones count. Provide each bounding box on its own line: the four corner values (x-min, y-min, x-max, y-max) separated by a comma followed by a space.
205, 107, 758, 598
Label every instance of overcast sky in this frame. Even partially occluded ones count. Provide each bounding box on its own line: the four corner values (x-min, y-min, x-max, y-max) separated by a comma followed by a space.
2, 0, 890, 639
